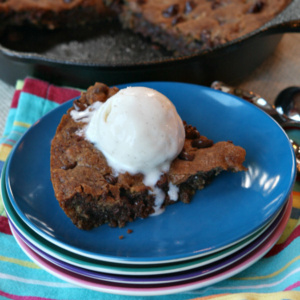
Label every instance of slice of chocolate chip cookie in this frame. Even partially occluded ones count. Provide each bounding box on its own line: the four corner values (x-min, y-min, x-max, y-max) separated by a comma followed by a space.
50, 82, 247, 230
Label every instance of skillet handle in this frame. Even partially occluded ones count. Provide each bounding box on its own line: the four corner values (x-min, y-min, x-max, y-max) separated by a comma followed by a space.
262, 0, 300, 34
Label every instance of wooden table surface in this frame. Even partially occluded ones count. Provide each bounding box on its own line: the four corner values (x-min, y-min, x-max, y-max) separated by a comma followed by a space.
239, 33, 300, 104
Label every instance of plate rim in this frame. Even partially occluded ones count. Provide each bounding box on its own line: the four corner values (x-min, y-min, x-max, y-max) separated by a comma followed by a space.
9, 199, 287, 284
9, 194, 293, 296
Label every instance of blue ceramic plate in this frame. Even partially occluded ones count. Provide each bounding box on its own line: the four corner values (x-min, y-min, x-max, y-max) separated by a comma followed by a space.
2, 162, 284, 275
5, 82, 296, 264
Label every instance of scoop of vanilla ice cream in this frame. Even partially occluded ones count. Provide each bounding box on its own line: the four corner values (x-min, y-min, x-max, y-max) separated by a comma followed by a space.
85, 86, 185, 186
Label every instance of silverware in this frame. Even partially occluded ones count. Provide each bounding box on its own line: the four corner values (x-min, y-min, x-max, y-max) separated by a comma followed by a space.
275, 86, 300, 123
211, 81, 299, 128
211, 81, 300, 175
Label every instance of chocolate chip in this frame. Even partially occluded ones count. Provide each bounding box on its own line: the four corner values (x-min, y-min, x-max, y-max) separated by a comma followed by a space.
179, 150, 195, 161
156, 173, 168, 190
184, 1, 197, 14
162, 4, 179, 18
248, 1, 265, 13
76, 135, 84, 142
184, 124, 200, 139
73, 99, 87, 111
86, 83, 110, 104
67, 126, 78, 135
93, 83, 109, 95
172, 15, 185, 26
211, 0, 222, 10
137, 0, 147, 4
105, 174, 118, 185
191, 138, 214, 149
61, 162, 77, 170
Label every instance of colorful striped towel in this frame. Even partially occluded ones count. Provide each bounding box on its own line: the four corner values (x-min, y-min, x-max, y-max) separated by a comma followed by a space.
0, 77, 300, 300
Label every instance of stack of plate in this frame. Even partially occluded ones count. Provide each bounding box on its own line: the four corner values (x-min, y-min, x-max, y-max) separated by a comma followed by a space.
1, 82, 296, 296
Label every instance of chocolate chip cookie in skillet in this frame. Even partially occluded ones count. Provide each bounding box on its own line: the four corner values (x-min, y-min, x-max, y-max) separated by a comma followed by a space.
0, 0, 114, 30
50, 82, 247, 230
104, 0, 291, 55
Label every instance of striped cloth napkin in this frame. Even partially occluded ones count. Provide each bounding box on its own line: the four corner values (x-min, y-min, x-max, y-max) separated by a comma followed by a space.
0, 77, 300, 300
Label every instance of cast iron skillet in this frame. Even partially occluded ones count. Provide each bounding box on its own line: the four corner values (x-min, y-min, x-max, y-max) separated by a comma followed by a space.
0, 0, 300, 88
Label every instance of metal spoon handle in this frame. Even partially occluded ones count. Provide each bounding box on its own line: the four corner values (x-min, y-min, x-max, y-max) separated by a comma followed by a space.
211, 81, 298, 129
